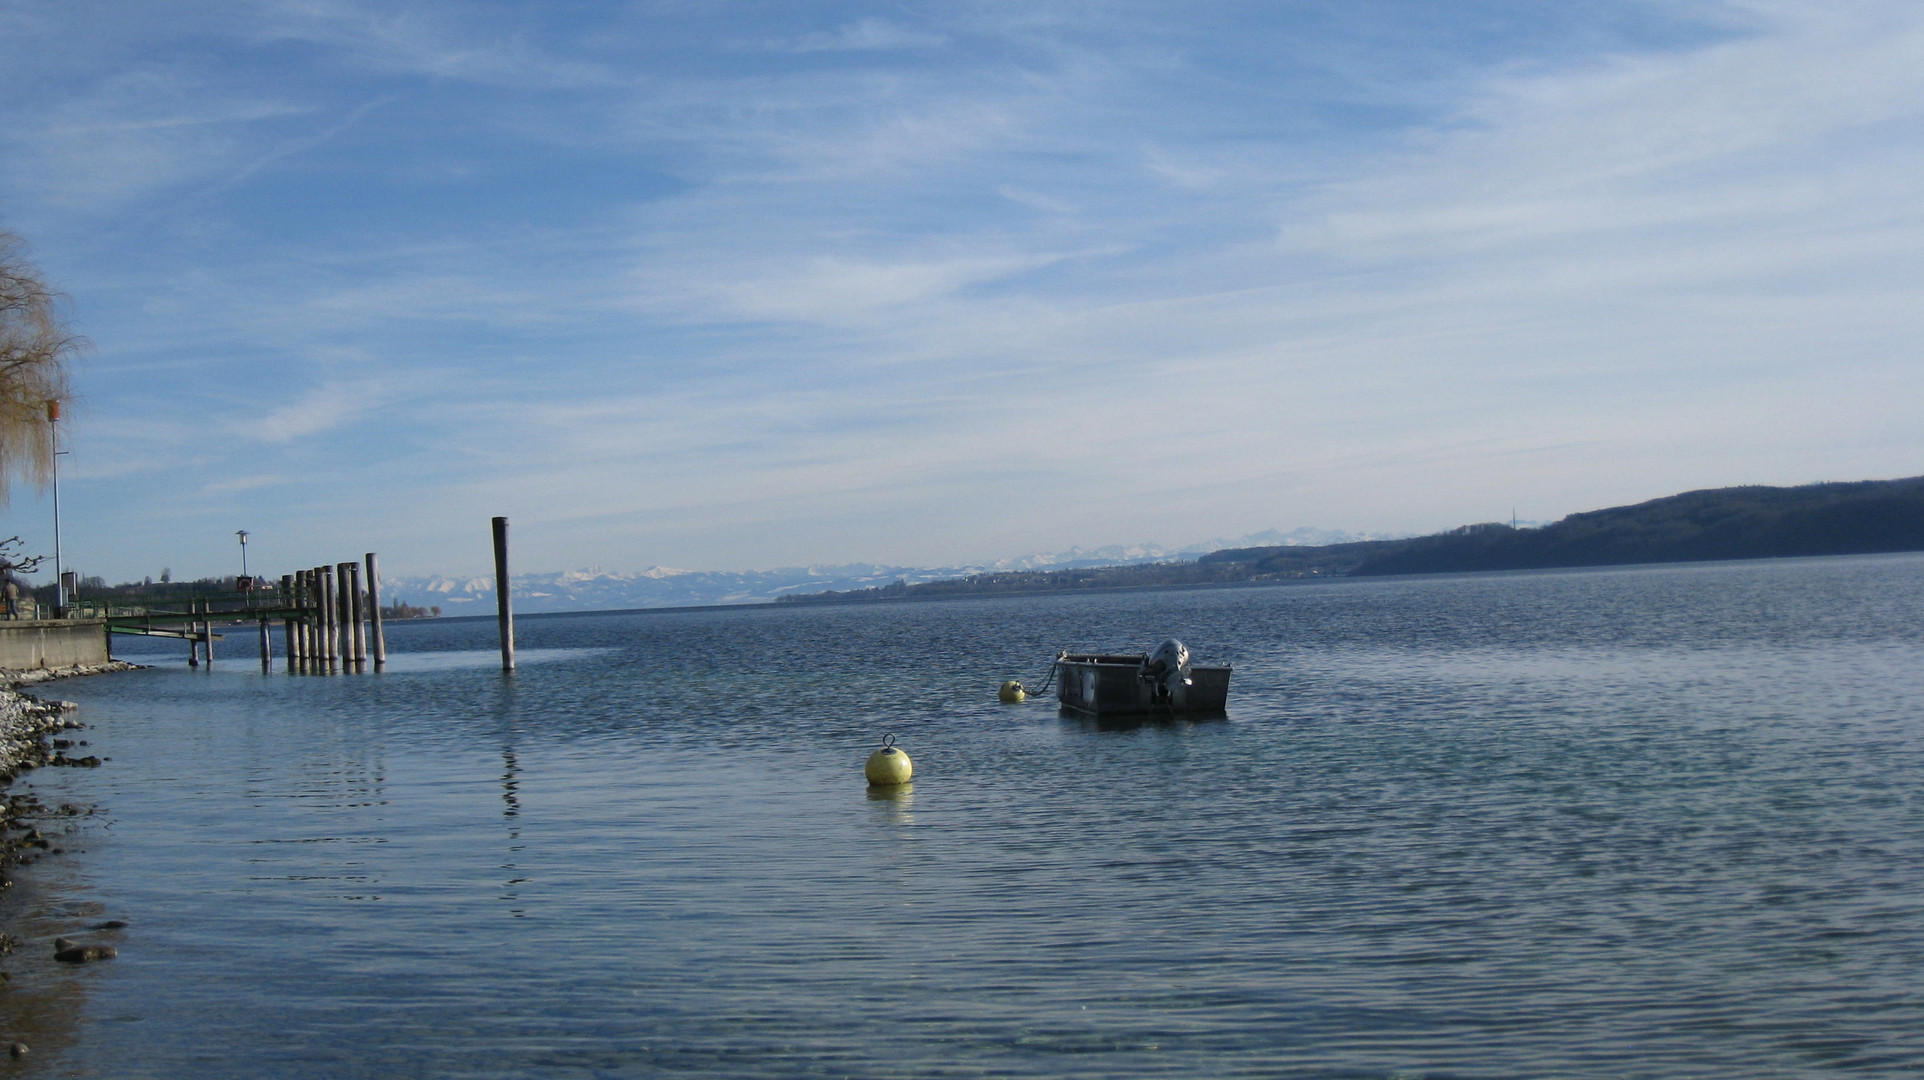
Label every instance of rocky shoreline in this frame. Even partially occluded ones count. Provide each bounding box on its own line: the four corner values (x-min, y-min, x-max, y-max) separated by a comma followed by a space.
3, 661, 142, 693
0, 663, 140, 1060
0, 662, 138, 863
0, 667, 134, 884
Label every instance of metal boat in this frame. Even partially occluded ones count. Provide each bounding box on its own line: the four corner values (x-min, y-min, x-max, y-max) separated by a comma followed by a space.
1052, 639, 1231, 717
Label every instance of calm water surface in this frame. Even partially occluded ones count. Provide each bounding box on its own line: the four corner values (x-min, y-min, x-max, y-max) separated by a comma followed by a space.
8, 555, 1924, 1078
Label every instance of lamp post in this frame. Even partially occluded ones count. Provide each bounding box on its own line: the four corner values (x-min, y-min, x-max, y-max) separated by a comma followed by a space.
236, 530, 251, 607
47, 400, 64, 615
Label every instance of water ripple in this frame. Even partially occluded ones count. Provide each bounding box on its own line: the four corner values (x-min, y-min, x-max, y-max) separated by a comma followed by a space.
35, 554, 1924, 1077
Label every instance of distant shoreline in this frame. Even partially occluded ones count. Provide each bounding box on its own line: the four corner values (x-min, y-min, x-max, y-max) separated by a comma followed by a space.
403, 548, 1924, 621
775, 476, 1924, 606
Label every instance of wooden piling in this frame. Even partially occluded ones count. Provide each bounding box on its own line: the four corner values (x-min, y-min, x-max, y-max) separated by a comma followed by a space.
330, 565, 346, 666
346, 563, 363, 666
303, 579, 312, 667
258, 616, 271, 669
333, 562, 351, 668
365, 553, 386, 670
334, 562, 347, 666
345, 561, 366, 668
320, 565, 338, 667
307, 568, 320, 668
493, 516, 514, 672
304, 568, 319, 667
188, 599, 200, 667
282, 574, 297, 668
302, 568, 314, 667
293, 571, 309, 667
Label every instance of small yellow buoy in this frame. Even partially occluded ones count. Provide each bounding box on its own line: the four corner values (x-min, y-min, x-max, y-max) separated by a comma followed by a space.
998, 680, 1026, 704
864, 734, 913, 786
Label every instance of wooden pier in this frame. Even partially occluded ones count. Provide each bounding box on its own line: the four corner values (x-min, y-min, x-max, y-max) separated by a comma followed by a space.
99, 553, 388, 672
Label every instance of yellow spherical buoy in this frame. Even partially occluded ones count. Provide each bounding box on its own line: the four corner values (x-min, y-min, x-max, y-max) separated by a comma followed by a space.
864, 734, 913, 786
998, 680, 1027, 704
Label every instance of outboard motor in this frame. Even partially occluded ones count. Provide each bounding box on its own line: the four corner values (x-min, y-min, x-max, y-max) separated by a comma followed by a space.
1143, 638, 1193, 708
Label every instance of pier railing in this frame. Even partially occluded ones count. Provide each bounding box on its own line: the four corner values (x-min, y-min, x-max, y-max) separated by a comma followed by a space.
67, 557, 394, 674
3, 585, 296, 622
65, 588, 291, 621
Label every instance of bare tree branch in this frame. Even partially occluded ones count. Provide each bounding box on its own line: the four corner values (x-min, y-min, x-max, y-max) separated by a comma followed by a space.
0, 226, 83, 505
0, 535, 47, 575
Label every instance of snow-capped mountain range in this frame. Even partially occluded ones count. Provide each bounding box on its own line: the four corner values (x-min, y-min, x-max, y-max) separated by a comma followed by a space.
382, 528, 1388, 614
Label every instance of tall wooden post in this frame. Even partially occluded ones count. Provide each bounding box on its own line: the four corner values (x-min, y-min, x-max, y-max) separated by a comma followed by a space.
347, 563, 360, 665
304, 568, 315, 666
258, 616, 271, 669
493, 516, 514, 672
365, 553, 387, 670
281, 574, 297, 668
320, 565, 338, 668
188, 599, 200, 667
307, 568, 318, 666
345, 561, 366, 668
294, 571, 310, 666
330, 564, 343, 669
302, 569, 313, 662
334, 562, 353, 668
304, 568, 319, 667
348, 564, 363, 666
201, 600, 214, 667
334, 562, 348, 666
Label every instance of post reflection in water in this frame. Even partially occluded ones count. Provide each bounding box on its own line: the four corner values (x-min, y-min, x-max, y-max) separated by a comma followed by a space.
495, 681, 527, 918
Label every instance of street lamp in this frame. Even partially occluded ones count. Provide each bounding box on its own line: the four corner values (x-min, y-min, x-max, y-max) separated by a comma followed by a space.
236, 530, 250, 580
47, 400, 64, 615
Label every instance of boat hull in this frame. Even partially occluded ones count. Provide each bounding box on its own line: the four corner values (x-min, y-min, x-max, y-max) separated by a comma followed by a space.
1053, 652, 1232, 717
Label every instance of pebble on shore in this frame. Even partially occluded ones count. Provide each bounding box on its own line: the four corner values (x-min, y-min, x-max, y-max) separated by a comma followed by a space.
52, 943, 115, 964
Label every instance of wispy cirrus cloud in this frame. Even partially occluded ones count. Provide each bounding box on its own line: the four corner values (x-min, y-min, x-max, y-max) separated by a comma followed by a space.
1295, 2, 1924, 263
203, 473, 290, 494
764, 18, 947, 54
246, 381, 368, 443
0, 67, 306, 211
248, 0, 624, 88
678, 251, 1070, 326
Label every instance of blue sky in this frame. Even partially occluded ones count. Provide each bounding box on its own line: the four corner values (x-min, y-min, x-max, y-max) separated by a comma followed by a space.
1, 1, 1919, 583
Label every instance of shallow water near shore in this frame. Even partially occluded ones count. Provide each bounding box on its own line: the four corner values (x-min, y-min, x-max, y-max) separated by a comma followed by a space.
10, 554, 1924, 1077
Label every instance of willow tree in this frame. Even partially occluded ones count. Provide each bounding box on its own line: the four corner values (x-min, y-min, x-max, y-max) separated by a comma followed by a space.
0, 228, 80, 504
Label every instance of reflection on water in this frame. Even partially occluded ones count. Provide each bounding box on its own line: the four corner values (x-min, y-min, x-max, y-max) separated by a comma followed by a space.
355, 646, 613, 673
864, 782, 915, 825
108, 640, 611, 675
21, 554, 1924, 1078
496, 678, 527, 918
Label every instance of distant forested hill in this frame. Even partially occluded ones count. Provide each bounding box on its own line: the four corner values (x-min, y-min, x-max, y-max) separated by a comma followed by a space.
1342, 475, 1924, 576
779, 476, 1924, 603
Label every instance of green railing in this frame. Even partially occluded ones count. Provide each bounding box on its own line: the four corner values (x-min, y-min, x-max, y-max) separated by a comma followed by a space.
83, 587, 298, 622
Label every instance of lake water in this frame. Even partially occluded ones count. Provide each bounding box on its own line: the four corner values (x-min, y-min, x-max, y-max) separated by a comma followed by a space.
7, 554, 1924, 1078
